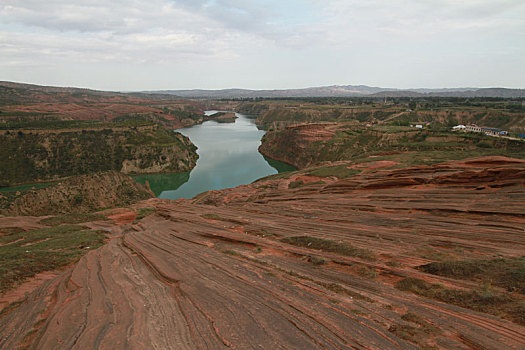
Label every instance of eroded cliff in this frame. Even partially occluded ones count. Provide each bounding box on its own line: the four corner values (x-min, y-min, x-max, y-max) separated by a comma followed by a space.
5, 171, 154, 216
259, 122, 525, 169
0, 125, 198, 186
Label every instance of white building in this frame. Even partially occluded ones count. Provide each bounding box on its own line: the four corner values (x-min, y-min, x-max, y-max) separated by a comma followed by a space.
463, 124, 508, 137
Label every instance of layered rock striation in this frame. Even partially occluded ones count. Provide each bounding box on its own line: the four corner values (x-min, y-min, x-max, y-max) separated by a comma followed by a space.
1, 157, 524, 349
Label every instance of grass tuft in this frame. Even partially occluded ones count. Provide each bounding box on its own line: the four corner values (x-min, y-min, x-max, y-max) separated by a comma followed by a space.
281, 235, 375, 261
133, 207, 156, 223
307, 166, 361, 178
396, 277, 524, 325
418, 257, 525, 294
307, 256, 326, 265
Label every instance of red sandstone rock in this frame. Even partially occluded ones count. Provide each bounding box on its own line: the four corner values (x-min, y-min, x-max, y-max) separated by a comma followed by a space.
1, 157, 524, 349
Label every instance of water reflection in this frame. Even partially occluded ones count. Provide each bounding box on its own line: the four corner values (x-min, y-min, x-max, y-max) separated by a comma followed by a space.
132, 172, 190, 197
264, 156, 296, 173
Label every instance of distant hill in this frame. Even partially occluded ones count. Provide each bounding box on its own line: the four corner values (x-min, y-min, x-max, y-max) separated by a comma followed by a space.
0, 81, 205, 128
150, 85, 398, 98
0, 81, 182, 103
148, 86, 525, 98
0, 81, 116, 95
2, 81, 524, 99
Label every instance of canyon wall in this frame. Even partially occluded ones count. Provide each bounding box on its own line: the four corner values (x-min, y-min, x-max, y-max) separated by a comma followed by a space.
259, 123, 525, 169
0, 125, 198, 186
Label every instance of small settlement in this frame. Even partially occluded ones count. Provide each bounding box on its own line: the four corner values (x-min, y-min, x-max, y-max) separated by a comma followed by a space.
452, 124, 508, 137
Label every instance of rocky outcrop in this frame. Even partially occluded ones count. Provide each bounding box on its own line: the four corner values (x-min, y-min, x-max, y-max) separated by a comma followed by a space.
7, 171, 154, 216
1, 157, 524, 349
120, 143, 197, 174
320, 156, 525, 193
258, 123, 337, 168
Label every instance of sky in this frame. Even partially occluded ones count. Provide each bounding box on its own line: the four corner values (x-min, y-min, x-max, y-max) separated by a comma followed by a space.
0, 0, 524, 91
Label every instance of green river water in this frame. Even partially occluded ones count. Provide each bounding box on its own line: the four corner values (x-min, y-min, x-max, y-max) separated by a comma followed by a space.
132, 112, 295, 199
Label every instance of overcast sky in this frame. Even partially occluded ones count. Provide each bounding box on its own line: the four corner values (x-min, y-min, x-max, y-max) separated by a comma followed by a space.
1, 0, 524, 91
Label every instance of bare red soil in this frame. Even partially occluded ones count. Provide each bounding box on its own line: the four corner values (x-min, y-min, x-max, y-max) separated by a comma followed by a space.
1, 157, 524, 349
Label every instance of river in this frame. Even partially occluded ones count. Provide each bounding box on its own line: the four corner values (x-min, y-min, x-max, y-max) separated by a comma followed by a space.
132, 112, 295, 199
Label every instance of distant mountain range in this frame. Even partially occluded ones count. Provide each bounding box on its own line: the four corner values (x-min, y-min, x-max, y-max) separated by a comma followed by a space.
2, 81, 524, 99
148, 86, 525, 98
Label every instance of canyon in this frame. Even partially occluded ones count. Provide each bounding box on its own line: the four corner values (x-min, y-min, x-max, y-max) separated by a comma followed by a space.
1, 82, 524, 349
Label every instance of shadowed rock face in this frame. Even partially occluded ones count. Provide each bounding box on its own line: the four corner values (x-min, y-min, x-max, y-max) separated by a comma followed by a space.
1, 157, 525, 349
259, 123, 337, 168
7, 171, 154, 216
0, 126, 199, 185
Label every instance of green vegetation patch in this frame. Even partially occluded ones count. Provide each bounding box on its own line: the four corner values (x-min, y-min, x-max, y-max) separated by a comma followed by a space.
0, 182, 58, 210
418, 257, 525, 294
357, 266, 378, 279
307, 255, 326, 266
388, 323, 440, 350
389, 312, 441, 348
39, 213, 107, 226
133, 207, 156, 223
288, 180, 304, 189
0, 224, 107, 293
289, 180, 326, 189
396, 277, 525, 325
261, 121, 525, 173
136, 207, 156, 220
281, 235, 375, 261
0, 227, 25, 235
0, 182, 57, 192
222, 249, 242, 257
0, 125, 197, 186
307, 165, 361, 178
0, 118, 154, 130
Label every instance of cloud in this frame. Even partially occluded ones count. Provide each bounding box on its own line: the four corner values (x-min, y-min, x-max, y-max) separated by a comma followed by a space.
0, 0, 316, 66
0, 0, 523, 89
0, 1, 268, 66
2, 1, 132, 33
0, 0, 292, 34
318, 0, 525, 41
